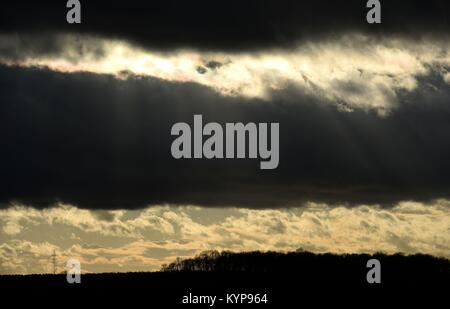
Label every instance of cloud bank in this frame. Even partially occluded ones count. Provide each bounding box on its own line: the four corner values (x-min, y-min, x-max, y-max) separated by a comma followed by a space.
1, 56, 450, 209
1, 201, 449, 274
2, 0, 450, 51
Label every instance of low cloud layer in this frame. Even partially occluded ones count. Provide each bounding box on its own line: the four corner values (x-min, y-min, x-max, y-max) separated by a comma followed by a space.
1, 201, 449, 274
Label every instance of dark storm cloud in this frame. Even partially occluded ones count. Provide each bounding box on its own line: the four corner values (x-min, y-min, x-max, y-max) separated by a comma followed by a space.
1, 0, 450, 52
1, 65, 450, 209
0, 33, 106, 62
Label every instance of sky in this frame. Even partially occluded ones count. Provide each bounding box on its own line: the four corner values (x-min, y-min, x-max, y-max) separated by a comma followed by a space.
0, 0, 450, 274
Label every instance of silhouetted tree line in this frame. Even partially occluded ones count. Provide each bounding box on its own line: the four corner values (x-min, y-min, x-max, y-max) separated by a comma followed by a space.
161, 250, 450, 281
1, 250, 449, 288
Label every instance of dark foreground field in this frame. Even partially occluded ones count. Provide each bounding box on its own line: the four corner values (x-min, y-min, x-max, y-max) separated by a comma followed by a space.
1, 252, 449, 306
